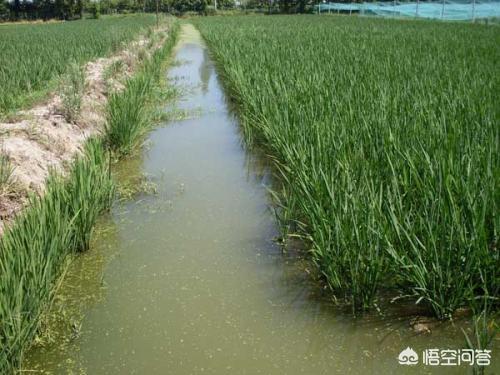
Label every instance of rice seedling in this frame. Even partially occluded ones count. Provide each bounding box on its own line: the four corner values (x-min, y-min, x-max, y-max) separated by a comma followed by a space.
0, 138, 113, 373
105, 21, 179, 156
0, 176, 71, 373
194, 15, 499, 315
64, 139, 115, 252
462, 307, 498, 375
106, 74, 154, 155
0, 14, 158, 116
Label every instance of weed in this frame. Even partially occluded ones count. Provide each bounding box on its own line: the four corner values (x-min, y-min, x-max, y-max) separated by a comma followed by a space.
104, 60, 126, 82
137, 47, 148, 62
0, 152, 14, 192
60, 61, 85, 123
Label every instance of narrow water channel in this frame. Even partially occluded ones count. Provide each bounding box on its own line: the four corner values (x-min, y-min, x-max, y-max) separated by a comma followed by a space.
24, 25, 489, 375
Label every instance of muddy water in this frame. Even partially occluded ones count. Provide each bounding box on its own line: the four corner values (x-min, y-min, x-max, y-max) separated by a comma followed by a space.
25, 25, 498, 374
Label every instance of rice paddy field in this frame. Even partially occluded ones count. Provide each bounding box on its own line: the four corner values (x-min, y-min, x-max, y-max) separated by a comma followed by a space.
1, 12, 499, 374
0, 14, 158, 115
194, 15, 500, 318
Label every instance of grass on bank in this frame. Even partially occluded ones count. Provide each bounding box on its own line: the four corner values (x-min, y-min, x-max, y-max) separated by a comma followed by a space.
0, 154, 14, 192
193, 15, 499, 319
0, 18, 179, 374
59, 61, 86, 124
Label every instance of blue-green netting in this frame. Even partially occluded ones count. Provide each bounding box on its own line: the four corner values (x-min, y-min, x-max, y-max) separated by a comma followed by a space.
315, 1, 500, 20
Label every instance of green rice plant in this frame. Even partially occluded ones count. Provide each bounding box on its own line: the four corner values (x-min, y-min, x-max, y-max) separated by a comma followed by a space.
0, 14, 158, 116
384, 149, 498, 318
0, 176, 71, 373
64, 139, 115, 252
106, 74, 154, 155
60, 61, 86, 123
146, 26, 155, 39
105, 21, 180, 156
462, 307, 498, 375
194, 15, 500, 315
0, 139, 114, 373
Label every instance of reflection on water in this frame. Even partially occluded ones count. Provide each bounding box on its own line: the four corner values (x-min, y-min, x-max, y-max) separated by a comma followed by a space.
24, 24, 498, 375
199, 48, 212, 95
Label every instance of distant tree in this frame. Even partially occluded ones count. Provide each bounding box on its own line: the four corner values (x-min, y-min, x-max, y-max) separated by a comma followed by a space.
171, 0, 206, 13
277, 0, 311, 13
99, 0, 116, 14
0, 0, 8, 20
244, 0, 267, 9
116, 0, 135, 12
78, 0, 84, 17
1, 0, 224, 22
198, 0, 207, 12
12, 0, 20, 20
296, 0, 307, 13
86, 0, 101, 17
217, 0, 234, 9
37, 0, 55, 20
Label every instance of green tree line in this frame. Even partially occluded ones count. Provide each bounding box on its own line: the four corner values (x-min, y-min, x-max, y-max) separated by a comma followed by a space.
0, 0, 323, 21
0, 0, 239, 21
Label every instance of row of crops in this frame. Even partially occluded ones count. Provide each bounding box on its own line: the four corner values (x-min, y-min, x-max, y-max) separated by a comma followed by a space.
194, 15, 499, 318
0, 14, 157, 115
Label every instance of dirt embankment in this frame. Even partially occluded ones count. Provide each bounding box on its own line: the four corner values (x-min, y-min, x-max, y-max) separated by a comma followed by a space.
0, 26, 170, 235
0, 19, 63, 26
